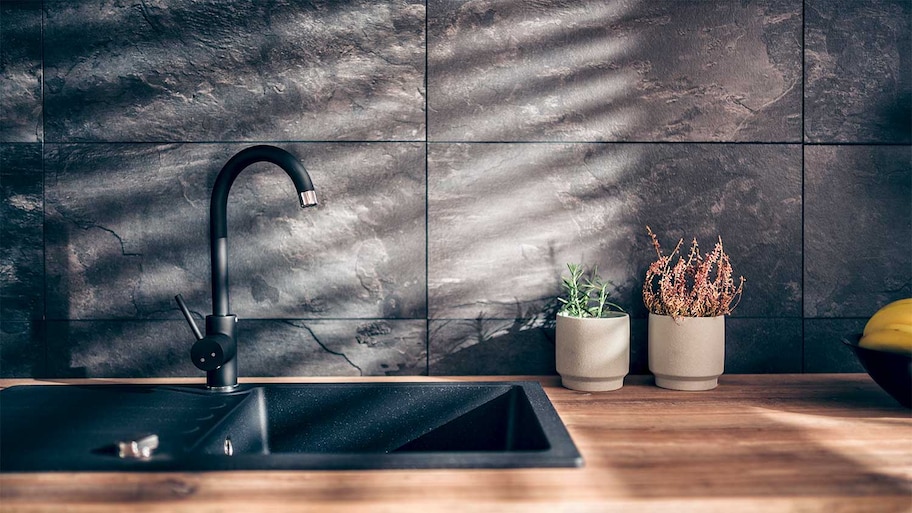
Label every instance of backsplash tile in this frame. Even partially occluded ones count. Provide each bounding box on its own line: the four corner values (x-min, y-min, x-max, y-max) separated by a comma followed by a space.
428, 318, 556, 375
0, 1, 42, 142
45, 319, 426, 378
804, 145, 912, 318
240, 320, 427, 377
0, 144, 43, 321
43, 0, 426, 142
0, 321, 44, 378
45, 321, 195, 378
725, 318, 802, 373
44, 143, 426, 320
805, 0, 911, 143
428, 317, 802, 376
1, 1, 908, 379
429, 143, 802, 320
428, 0, 801, 142
803, 319, 866, 373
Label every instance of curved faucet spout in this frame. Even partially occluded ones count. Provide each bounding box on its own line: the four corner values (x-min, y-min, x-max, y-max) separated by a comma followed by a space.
176, 145, 317, 390
210, 145, 317, 317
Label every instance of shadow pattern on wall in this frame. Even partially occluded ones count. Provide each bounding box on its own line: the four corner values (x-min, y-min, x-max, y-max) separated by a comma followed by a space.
0, 0, 909, 378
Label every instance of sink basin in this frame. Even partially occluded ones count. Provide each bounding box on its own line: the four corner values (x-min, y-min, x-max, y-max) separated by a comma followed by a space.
0, 381, 582, 472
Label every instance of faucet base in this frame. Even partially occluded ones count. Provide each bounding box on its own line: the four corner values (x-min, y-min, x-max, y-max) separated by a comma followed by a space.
204, 314, 238, 389
207, 384, 238, 392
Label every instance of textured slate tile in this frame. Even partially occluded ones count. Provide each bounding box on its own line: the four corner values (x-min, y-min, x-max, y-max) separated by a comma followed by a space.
803, 319, 866, 373
428, 143, 802, 321
804, 146, 912, 318
1, 144, 43, 321
724, 318, 802, 373
0, 1, 42, 142
428, 0, 801, 142
0, 321, 44, 378
805, 0, 912, 143
428, 318, 556, 375
45, 143, 426, 320
44, 0, 426, 142
240, 320, 427, 377
428, 316, 652, 376
43, 319, 426, 378
45, 320, 198, 378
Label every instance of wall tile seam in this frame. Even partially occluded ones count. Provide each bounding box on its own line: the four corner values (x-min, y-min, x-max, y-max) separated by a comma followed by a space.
425, 141, 807, 145
801, 0, 806, 375
427, 316, 807, 321
424, 0, 431, 377
11, 140, 912, 146
36, 318, 432, 322
33, 140, 429, 145
802, 142, 912, 147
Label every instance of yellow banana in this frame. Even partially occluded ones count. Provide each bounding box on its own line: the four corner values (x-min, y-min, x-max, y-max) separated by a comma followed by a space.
864, 301, 912, 335
858, 329, 912, 356
880, 323, 912, 335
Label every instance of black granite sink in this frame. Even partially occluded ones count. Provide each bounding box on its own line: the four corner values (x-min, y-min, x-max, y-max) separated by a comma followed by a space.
0, 381, 582, 472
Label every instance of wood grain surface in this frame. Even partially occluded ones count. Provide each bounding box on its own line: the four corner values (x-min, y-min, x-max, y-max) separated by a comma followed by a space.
1, 374, 910, 513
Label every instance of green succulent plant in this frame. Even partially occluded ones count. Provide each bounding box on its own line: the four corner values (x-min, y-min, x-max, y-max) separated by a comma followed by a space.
558, 263, 625, 318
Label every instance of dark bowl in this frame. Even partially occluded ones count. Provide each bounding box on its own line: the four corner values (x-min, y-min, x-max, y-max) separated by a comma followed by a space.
843, 334, 912, 409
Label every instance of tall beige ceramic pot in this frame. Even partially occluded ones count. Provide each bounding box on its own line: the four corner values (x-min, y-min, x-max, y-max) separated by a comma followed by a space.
648, 313, 725, 391
556, 312, 630, 392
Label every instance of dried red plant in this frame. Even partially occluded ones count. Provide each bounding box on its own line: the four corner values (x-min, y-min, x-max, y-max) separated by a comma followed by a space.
642, 226, 745, 320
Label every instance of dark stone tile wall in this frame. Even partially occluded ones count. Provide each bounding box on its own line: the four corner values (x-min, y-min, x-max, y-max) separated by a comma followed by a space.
44, 319, 426, 378
0, 143, 44, 377
805, 0, 911, 143
428, 143, 802, 321
43, 143, 426, 320
0, 1, 42, 142
43, 0, 426, 142
0, 0, 909, 378
805, 145, 912, 317
803, 145, 912, 368
428, 0, 802, 142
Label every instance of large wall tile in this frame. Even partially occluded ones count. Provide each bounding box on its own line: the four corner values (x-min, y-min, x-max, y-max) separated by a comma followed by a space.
45, 143, 426, 320
725, 318, 802, 373
428, 317, 803, 377
805, 146, 912, 318
429, 317, 651, 376
0, 321, 44, 378
45, 321, 195, 378
44, 0, 426, 142
428, 0, 801, 142
44, 319, 425, 378
803, 319, 865, 373
805, 0, 911, 143
428, 318, 555, 375
1, 144, 43, 321
0, 1, 42, 142
240, 320, 427, 377
429, 143, 802, 321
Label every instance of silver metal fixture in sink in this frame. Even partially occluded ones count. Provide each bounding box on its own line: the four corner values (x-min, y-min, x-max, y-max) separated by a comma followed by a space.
175, 145, 318, 391
0, 382, 583, 472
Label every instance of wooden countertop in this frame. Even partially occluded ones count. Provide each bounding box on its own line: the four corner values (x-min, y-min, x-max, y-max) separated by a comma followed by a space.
1, 374, 910, 513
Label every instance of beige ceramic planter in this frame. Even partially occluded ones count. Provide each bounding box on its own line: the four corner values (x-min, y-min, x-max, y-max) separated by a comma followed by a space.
556, 312, 630, 392
648, 313, 725, 391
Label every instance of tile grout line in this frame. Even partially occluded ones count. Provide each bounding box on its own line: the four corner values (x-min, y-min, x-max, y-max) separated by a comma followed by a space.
800, 0, 807, 374
29, 140, 910, 147
41, 0, 48, 377
424, 0, 431, 377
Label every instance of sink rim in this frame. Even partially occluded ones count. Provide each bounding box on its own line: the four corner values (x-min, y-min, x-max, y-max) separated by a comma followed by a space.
0, 380, 583, 472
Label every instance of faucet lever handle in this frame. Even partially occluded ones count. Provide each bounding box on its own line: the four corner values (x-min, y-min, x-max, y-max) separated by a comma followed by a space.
174, 294, 203, 341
